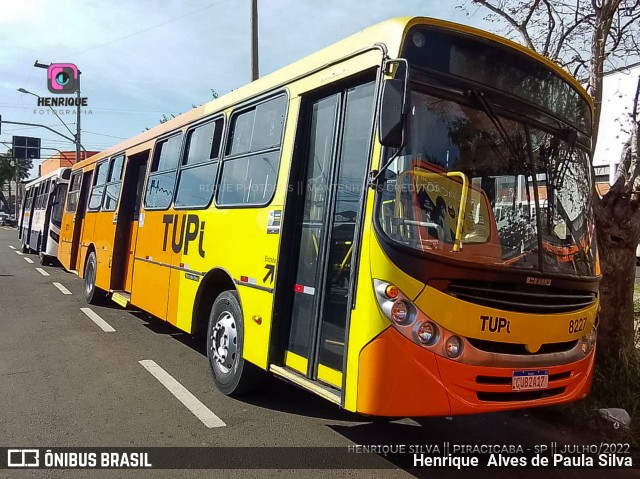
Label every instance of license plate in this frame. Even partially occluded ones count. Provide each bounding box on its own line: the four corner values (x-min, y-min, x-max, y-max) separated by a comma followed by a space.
512, 370, 549, 391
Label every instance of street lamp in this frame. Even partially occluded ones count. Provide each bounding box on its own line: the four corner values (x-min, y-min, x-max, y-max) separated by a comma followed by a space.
17, 88, 76, 141
32, 60, 83, 167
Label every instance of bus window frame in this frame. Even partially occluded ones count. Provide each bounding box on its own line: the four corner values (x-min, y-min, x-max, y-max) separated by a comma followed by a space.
214, 90, 289, 209
65, 170, 83, 213
102, 153, 126, 212
143, 131, 184, 211
87, 160, 109, 212
173, 114, 226, 211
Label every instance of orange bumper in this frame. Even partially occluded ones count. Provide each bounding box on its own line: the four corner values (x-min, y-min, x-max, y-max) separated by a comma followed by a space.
356, 327, 595, 417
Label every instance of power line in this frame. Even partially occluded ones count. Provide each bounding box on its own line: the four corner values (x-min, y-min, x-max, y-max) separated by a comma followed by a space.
68, 0, 234, 57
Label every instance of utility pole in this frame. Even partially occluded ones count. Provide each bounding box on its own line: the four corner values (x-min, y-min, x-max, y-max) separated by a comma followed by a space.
251, 0, 259, 81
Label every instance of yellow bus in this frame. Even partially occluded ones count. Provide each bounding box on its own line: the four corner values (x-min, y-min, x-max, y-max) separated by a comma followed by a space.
59, 17, 599, 416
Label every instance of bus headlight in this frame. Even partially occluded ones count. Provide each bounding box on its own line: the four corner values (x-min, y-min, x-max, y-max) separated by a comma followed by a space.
416, 321, 438, 345
390, 300, 410, 324
445, 336, 463, 358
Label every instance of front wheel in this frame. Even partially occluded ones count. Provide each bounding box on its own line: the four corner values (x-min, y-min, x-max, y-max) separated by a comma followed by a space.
207, 291, 264, 396
21, 243, 29, 253
83, 251, 106, 304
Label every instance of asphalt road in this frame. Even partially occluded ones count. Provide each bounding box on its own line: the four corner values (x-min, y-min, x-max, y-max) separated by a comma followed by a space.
0, 226, 638, 479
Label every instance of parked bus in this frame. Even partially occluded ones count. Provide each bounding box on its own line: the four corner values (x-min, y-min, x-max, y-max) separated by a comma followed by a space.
19, 167, 71, 265
58, 17, 599, 416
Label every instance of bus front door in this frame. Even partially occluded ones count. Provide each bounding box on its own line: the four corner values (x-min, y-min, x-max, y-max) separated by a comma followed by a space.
69, 171, 92, 271
285, 82, 375, 391
111, 152, 149, 292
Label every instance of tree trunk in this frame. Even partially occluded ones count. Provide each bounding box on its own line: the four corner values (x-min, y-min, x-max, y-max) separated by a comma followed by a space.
594, 189, 640, 362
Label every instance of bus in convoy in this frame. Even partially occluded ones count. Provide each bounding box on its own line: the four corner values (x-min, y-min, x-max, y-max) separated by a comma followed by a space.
58, 17, 599, 416
19, 167, 71, 266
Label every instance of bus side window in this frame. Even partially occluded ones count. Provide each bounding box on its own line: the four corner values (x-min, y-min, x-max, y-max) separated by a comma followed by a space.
174, 118, 223, 209
103, 154, 125, 211
66, 172, 82, 213
144, 134, 183, 209
217, 95, 287, 206
88, 161, 109, 211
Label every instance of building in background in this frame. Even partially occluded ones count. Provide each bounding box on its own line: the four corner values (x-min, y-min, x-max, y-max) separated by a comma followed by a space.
40, 150, 98, 176
592, 65, 640, 187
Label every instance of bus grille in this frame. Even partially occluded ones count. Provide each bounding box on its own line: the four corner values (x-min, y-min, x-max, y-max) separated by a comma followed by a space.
476, 387, 565, 402
445, 280, 596, 314
467, 338, 578, 355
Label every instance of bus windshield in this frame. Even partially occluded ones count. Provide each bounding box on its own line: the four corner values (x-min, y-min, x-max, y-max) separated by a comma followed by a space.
377, 89, 596, 276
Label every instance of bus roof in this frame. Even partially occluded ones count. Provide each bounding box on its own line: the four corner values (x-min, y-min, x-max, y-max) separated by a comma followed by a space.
24, 167, 71, 188
72, 16, 591, 171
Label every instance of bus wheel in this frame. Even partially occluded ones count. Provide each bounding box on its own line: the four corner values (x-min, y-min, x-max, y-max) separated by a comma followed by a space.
207, 291, 263, 396
21, 243, 29, 253
39, 253, 51, 266
84, 251, 105, 304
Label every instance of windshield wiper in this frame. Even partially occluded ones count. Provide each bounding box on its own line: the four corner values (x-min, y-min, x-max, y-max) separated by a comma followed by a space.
467, 89, 545, 270
465, 89, 532, 176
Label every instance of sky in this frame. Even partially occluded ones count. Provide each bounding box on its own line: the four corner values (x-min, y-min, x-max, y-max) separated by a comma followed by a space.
0, 0, 636, 178
0, 0, 494, 178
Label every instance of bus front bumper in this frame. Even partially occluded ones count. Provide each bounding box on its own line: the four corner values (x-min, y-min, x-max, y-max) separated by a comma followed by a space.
356, 327, 595, 417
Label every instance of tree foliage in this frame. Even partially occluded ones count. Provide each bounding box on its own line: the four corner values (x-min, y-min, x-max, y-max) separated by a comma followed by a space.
0, 149, 33, 212
458, 0, 640, 150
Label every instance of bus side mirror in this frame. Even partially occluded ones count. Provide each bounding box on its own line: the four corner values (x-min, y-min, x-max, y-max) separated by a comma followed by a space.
379, 79, 406, 149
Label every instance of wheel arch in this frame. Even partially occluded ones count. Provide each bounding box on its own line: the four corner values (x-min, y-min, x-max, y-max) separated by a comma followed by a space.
80, 243, 97, 279
191, 267, 239, 337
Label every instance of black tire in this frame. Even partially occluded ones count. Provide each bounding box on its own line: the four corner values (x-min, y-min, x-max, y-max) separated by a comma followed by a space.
21, 243, 29, 253
206, 291, 264, 396
83, 251, 105, 304
39, 253, 51, 266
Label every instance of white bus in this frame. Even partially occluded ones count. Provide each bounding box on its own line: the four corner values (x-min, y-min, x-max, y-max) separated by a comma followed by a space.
19, 167, 71, 265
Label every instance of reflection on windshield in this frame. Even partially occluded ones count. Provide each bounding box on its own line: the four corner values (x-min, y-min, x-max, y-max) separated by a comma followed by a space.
378, 90, 596, 276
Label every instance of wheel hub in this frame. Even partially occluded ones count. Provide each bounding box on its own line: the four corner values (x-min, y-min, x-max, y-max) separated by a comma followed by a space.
210, 312, 237, 374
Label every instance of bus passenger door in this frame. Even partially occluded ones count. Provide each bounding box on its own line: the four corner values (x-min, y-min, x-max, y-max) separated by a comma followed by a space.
284, 81, 376, 392
111, 152, 149, 292
69, 171, 92, 271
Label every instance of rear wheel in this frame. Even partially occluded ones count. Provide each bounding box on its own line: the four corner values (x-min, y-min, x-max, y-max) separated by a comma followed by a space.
83, 251, 105, 304
39, 252, 51, 266
207, 291, 264, 396
21, 243, 29, 253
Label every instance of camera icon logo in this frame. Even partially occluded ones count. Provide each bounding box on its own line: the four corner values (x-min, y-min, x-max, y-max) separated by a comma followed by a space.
47, 63, 78, 94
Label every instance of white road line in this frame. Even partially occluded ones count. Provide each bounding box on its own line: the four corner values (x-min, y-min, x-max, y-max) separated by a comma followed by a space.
35, 268, 50, 276
80, 307, 115, 333
139, 360, 226, 428
52, 282, 72, 295
15, 251, 23, 256
8, 245, 15, 250
23, 257, 34, 264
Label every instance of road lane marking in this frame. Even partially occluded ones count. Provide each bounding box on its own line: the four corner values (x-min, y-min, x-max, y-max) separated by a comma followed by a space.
36, 268, 50, 276
52, 282, 72, 295
9, 245, 15, 250
80, 307, 115, 332
139, 360, 226, 428
15, 251, 23, 256
23, 257, 34, 264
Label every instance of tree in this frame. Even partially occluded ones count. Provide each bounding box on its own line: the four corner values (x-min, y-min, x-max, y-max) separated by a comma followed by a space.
456, 0, 640, 359
0, 150, 33, 212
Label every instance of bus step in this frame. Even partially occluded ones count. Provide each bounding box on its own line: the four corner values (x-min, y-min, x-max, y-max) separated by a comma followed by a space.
111, 291, 131, 308
270, 365, 341, 405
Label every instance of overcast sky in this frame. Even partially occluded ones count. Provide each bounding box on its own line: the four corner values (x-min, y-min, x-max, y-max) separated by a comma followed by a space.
0, 0, 634, 177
